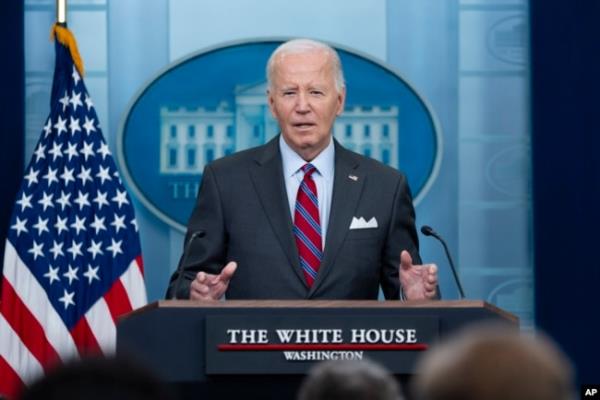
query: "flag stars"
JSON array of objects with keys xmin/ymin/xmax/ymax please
[
  {"xmin": 64, "ymin": 142, "xmax": 78, "ymax": 161},
  {"xmin": 58, "ymin": 289, "xmax": 75, "ymax": 309},
  {"xmin": 84, "ymin": 94, "xmax": 94, "ymax": 111},
  {"xmin": 112, "ymin": 189, "xmax": 129, "ymax": 209},
  {"xmin": 87, "ymin": 240, "xmax": 103, "ymax": 260},
  {"xmin": 32, "ymin": 216, "xmax": 50, "ymax": 236},
  {"xmin": 24, "ymin": 168, "xmax": 39, "ymax": 187},
  {"xmin": 93, "ymin": 190, "xmax": 109, "ymax": 210},
  {"xmin": 54, "ymin": 115, "xmax": 67, "ymax": 136},
  {"xmin": 70, "ymin": 215, "xmax": 87, "ymax": 235},
  {"xmin": 16, "ymin": 193, "xmax": 33, "ymax": 212},
  {"xmin": 72, "ymin": 66, "xmax": 81, "ymax": 86},
  {"xmin": 84, "ymin": 264, "xmax": 100, "ymax": 284},
  {"xmin": 96, "ymin": 165, "xmax": 112, "ymax": 185},
  {"xmin": 48, "ymin": 142, "xmax": 64, "ymax": 161},
  {"xmin": 106, "ymin": 238, "xmax": 123, "ymax": 258},
  {"xmin": 111, "ymin": 213, "xmax": 126, "ymax": 234},
  {"xmin": 69, "ymin": 116, "xmax": 81, "ymax": 135},
  {"xmin": 59, "ymin": 91, "xmax": 70, "ymax": 112},
  {"xmin": 10, "ymin": 217, "xmax": 28, "ymax": 237},
  {"xmin": 28, "ymin": 240, "xmax": 44, "ymax": 260},
  {"xmin": 69, "ymin": 91, "xmax": 83, "ymax": 112},
  {"xmin": 49, "ymin": 240, "xmax": 65, "ymax": 259},
  {"xmin": 97, "ymin": 142, "xmax": 111, "ymax": 159},
  {"xmin": 90, "ymin": 215, "xmax": 106, "ymax": 235},
  {"xmin": 60, "ymin": 167, "xmax": 76, "ymax": 186},
  {"xmin": 38, "ymin": 192, "xmax": 55, "ymax": 212},
  {"xmin": 44, "ymin": 265, "xmax": 60, "ymax": 285},
  {"xmin": 56, "ymin": 190, "xmax": 71, "ymax": 212},
  {"xmin": 77, "ymin": 166, "xmax": 93, "ymax": 186},
  {"xmin": 34, "ymin": 144, "xmax": 46, "ymax": 162},
  {"xmin": 66, "ymin": 240, "xmax": 83, "ymax": 260},
  {"xmin": 63, "ymin": 265, "xmax": 79, "ymax": 285},
  {"xmin": 131, "ymin": 218, "xmax": 138, "ymax": 232},
  {"xmin": 74, "ymin": 190, "xmax": 91, "ymax": 210},
  {"xmin": 82, "ymin": 116, "xmax": 96, "ymax": 135},
  {"xmin": 43, "ymin": 118, "xmax": 53, "ymax": 137},
  {"xmin": 54, "ymin": 215, "xmax": 69, "ymax": 235},
  {"xmin": 80, "ymin": 141, "xmax": 95, "ymax": 161},
  {"xmin": 43, "ymin": 167, "xmax": 59, "ymax": 187}
]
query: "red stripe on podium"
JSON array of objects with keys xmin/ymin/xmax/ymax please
[{"xmin": 217, "ymin": 343, "xmax": 428, "ymax": 351}]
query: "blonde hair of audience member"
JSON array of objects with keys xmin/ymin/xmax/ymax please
[
  {"xmin": 412, "ymin": 324, "xmax": 575, "ymax": 400},
  {"xmin": 298, "ymin": 359, "xmax": 403, "ymax": 400}
]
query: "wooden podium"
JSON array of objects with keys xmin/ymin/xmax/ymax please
[{"xmin": 117, "ymin": 300, "xmax": 516, "ymax": 399}]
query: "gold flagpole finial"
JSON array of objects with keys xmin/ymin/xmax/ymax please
[
  {"xmin": 57, "ymin": 0, "xmax": 67, "ymax": 24},
  {"xmin": 51, "ymin": 0, "xmax": 85, "ymax": 78}
]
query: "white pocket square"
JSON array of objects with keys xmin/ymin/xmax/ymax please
[{"xmin": 349, "ymin": 216, "xmax": 378, "ymax": 230}]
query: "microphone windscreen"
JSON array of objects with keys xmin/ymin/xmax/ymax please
[{"xmin": 420, "ymin": 225, "xmax": 434, "ymax": 236}]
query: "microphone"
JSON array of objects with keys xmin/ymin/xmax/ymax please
[
  {"xmin": 420, "ymin": 225, "xmax": 465, "ymax": 299},
  {"xmin": 170, "ymin": 229, "xmax": 206, "ymax": 299}
]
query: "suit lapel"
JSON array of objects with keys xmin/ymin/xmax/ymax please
[
  {"xmin": 309, "ymin": 143, "xmax": 365, "ymax": 296},
  {"xmin": 248, "ymin": 137, "xmax": 307, "ymax": 288}
]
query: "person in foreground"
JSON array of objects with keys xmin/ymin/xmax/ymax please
[
  {"xmin": 411, "ymin": 323, "xmax": 575, "ymax": 400},
  {"xmin": 19, "ymin": 357, "xmax": 173, "ymax": 400},
  {"xmin": 166, "ymin": 38, "xmax": 439, "ymax": 301},
  {"xmin": 297, "ymin": 359, "xmax": 403, "ymax": 400}
]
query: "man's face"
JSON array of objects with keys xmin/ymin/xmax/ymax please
[{"xmin": 268, "ymin": 50, "xmax": 346, "ymax": 161}]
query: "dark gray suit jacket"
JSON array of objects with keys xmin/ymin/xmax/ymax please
[{"xmin": 166, "ymin": 136, "xmax": 421, "ymax": 300}]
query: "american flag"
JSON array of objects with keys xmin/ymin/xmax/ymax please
[{"xmin": 0, "ymin": 26, "xmax": 146, "ymax": 397}]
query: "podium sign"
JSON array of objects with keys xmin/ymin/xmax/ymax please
[{"xmin": 205, "ymin": 315, "xmax": 439, "ymax": 374}]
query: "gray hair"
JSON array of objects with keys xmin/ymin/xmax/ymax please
[
  {"xmin": 297, "ymin": 359, "xmax": 403, "ymax": 400},
  {"xmin": 266, "ymin": 38, "xmax": 346, "ymax": 93}
]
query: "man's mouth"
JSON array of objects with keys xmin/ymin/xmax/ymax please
[{"xmin": 292, "ymin": 122, "xmax": 316, "ymax": 129}]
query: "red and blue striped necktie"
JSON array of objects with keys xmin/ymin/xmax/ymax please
[{"xmin": 293, "ymin": 163, "xmax": 323, "ymax": 288}]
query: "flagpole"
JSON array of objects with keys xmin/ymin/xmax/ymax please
[{"xmin": 57, "ymin": 0, "xmax": 67, "ymax": 25}]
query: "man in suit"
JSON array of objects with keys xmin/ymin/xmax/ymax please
[{"xmin": 166, "ymin": 38, "xmax": 438, "ymax": 301}]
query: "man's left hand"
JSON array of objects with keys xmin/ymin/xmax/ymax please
[{"xmin": 399, "ymin": 250, "xmax": 438, "ymax": 300}]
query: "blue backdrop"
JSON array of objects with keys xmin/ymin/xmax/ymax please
[{"xmin": 1, "ymin": 0, "xmax": 598, "ymax": 385}]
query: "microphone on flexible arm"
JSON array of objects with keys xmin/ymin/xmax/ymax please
[
  {"xmin": 420, "ymin": 225, "xmax": 465, "ymax": 299},
  {"xmin": 170, "ymin": 229, "xmax": 206, "ymax": 299}
]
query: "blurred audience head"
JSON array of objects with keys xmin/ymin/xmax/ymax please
[
  {"xmin": 19, "ymin": 356, "xmax": 172, "ymax": 400},
  {"xmin": 298, "ymin": 359, "xmax": 403, "ymax": 400},
  {"xmin": 412, "ymin": 323, "xmax": 575, "ymax": 400}
]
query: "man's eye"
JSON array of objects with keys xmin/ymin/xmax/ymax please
[
  {"xmin": 283, "ymin": 91, "xmax": 295, "ymax": 96},
  {"xmin": 311, "ymin": 91, "xmax": 324, "ymax": 96}
]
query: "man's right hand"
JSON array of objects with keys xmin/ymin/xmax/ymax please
[{"xmin": 189, "ymin": 261, "xmax": 237, "ymax": 301}]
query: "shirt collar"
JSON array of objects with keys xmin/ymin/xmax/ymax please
[{"xmin": 279, "ymin": 135, "xmax": 335, "ymax": 180}]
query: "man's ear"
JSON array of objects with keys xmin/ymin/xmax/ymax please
[
  {"xmin": 336, "ymin": 87, "xmax": 346, "ymax": 116},
  {"xmin": 267, "ymin": 89, "xmax": 277, "ymax": 118}
]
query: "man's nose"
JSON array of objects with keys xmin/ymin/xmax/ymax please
[{"xmin": 295, "ymin": 92, "xmax": 310, "ymax": 113}]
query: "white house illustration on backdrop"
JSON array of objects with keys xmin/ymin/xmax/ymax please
[{"xmin": 159, "ymin": 82, "xmax": 399, "ymax": 174}]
